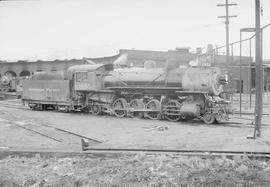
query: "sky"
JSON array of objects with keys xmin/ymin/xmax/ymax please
[{"xmin": 0, "ymin": 0, "xmax": 269, "ymax": 61}]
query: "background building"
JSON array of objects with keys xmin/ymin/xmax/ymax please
[
  {"xmin": 119, "ymin": 48, "xmax": 254, "ymax": 94},
  {"xmin": 262, "ymin": 60, "xmax": 270, "ymax": 92},
  {"xmin": 119, "ymin": 48, "xmax": 196, "ymax": 68},
  {"xmin": 1, "ymin": 47, "xmax": 267, "ymax": 94},
  {"xmin": 0, "ymin": 55, "xmax": 118, "ymax": 78},
  {"xmin": 212, "ymin": 55, "xmax": 253, "ymax": 93}
]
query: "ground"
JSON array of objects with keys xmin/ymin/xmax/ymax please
[
  {"xmin": 0, "ymin": 98, "xmax": 270, "ymax": 186},
  {"xmin": 1, "ymin": 154, "xmax": 270, "ymax": 186},
  {"xmin": 0, "ymin": 100, "xmax": 270, "ymax": 152}
]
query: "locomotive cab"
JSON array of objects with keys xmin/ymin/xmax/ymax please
[{"xmin": 67, "ymin": 64, "xmax": 113, "ymax": 91}]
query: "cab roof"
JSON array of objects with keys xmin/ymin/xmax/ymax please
[{"xmin": 67, "ymin": 64, "xmax": 113, "ymax": 79}]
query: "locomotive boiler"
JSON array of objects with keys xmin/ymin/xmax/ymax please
[
  {"xmin": 103, "ymin": 65, "xmax": 226, "ymax": 95},
  {"xmin": 22, "ymin": 61, "xmax": 230, "ymax": 124}
]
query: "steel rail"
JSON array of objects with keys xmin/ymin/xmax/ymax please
[
  {"xmin": 51, "ymin": 127, "xmax": 103, "ymax": 143},
  {"xmin": 11, "ymin": 123, "xmax": 62, "ymax": 143},
  {"xmin": 0, "ymin": 103, "xmax": 103, "ymax": 143},
  {"xmin": 9, "ymin": 120, "xmax": 102, "ymax": 144},
  {"xmin": 0, "ymin": 101, "xmax": 258, "ymax": 128},
  {"xmin": 81, "ymin": 140, "xmax": 270, "ymax": 159},
  {"xmin": 82, "ymin": 147, "xmax": 270, "ymax": 155},
  {"xmin": 0, "ymin": 103, "xmax": 28, "ymax": 110},
  {"xmin": 1, "ymin": 149, "xmax": 270, "ymax": 161},
  {"xmin": 82, "ymin": 148, "xmax": 270, "ymax": 160}
]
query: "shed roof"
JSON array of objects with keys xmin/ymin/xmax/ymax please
[
  {"xmin": 119, "ymin": 49, "xmax": 196, "ymax": 62},
  {"xmin": 0, "ymin": 53, "xmax": 119, "ymax": 64}
]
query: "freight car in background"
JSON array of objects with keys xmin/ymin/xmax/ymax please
[{"xmin": 22, "ymin": 61, "xmax": 230, "ymax": 124}]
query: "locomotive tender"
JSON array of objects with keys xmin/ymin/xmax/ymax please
[{"xmin": 22, "ymin": 61, "xmax": 230, "ymax": 124}]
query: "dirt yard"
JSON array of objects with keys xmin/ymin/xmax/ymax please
[
  {"xmin": 1, "ymin": 98, "xmax": 270, "ymax": 186},
  {"xmin": 1, "ymin": 154, "xmax": 270, "ymax": 187},
  {"xmin": 0, "ymin": 100, "xmax": 270, "ymax": 152}
]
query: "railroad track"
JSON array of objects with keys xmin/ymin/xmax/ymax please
[
  {"xmin": 80, "ymin": 139, "xmax": 269, "ymax": 156},
  {"xmin": 80, "ymin": 143, "xmax": 270, "ymax": 160},
  {"xmin": 0, "ymin": 107, "xmax": 103, "ymax": 148},
  {"xmin": 9, "ymin": 120, "xmax": 102, "ymax": 144},
  {"xmin": 1, "ymin": 147, "xmax": 270, "ymax": 161},
  {"xmin": 0, "ymin": 101, "xmax": 28, "ymax": 110},
  {"xmin": 0, "ymin": 100, "xmax": 259, "ymax": 129},
  {"xmin": 0, "ymin": 101, "xmax": 269, "ymax": 160},
  {"xmin": 1, "ymin": 99, "xmax": 268, "ymax": 131}
]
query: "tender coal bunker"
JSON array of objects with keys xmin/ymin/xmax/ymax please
[{"xmin": 31, "ymin": 72, "xmax": 64, "ymax": 80}]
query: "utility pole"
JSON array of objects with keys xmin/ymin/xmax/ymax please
[
  {"xmin": 217, "ymin": 0, "xmax": 237, "ymax": 66},
  {"xmin": 254, "ymin": 0, "xmax": 263, "ymax": 138}
]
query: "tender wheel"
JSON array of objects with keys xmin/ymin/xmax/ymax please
[
  {"xmin": 91, "ymin": 105, "xmax": 102, "ymax": 115},
  {"xmin": 203, "ymin": 112, "xmax": 215, "ymax": 124},
  {"xmin": 28, "ymin": 103, "xmax": 35, "ymax": 110},
  {"xmin": 31, "ymin": 104, "xmax": 43, "ymax": 111},
  {"xmin": 112, "ymin": 98, "xmax": 128, "ymax": 118},
  {"xmin": 145, "ymin": 99, "xmax": 161, "ymax": 120},
  {"xmin": 57, "ymin": 105, "xmax": 69, "ymax": 112},
  {"xmin": 128, "ymin": 99, "xmax": 144, "ymax": 118},
  {"xmin": 164, "ymin": 100, "xmax": 181, "ymax": 122}
]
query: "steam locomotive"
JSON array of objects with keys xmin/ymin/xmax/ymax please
[
  {"xmin": 0, "ymin": 75, "xmax": 17, "ymax": 92},
  {"xmin": 22, "ymin": 59, "xmax": 230, "ymax": 124}
]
